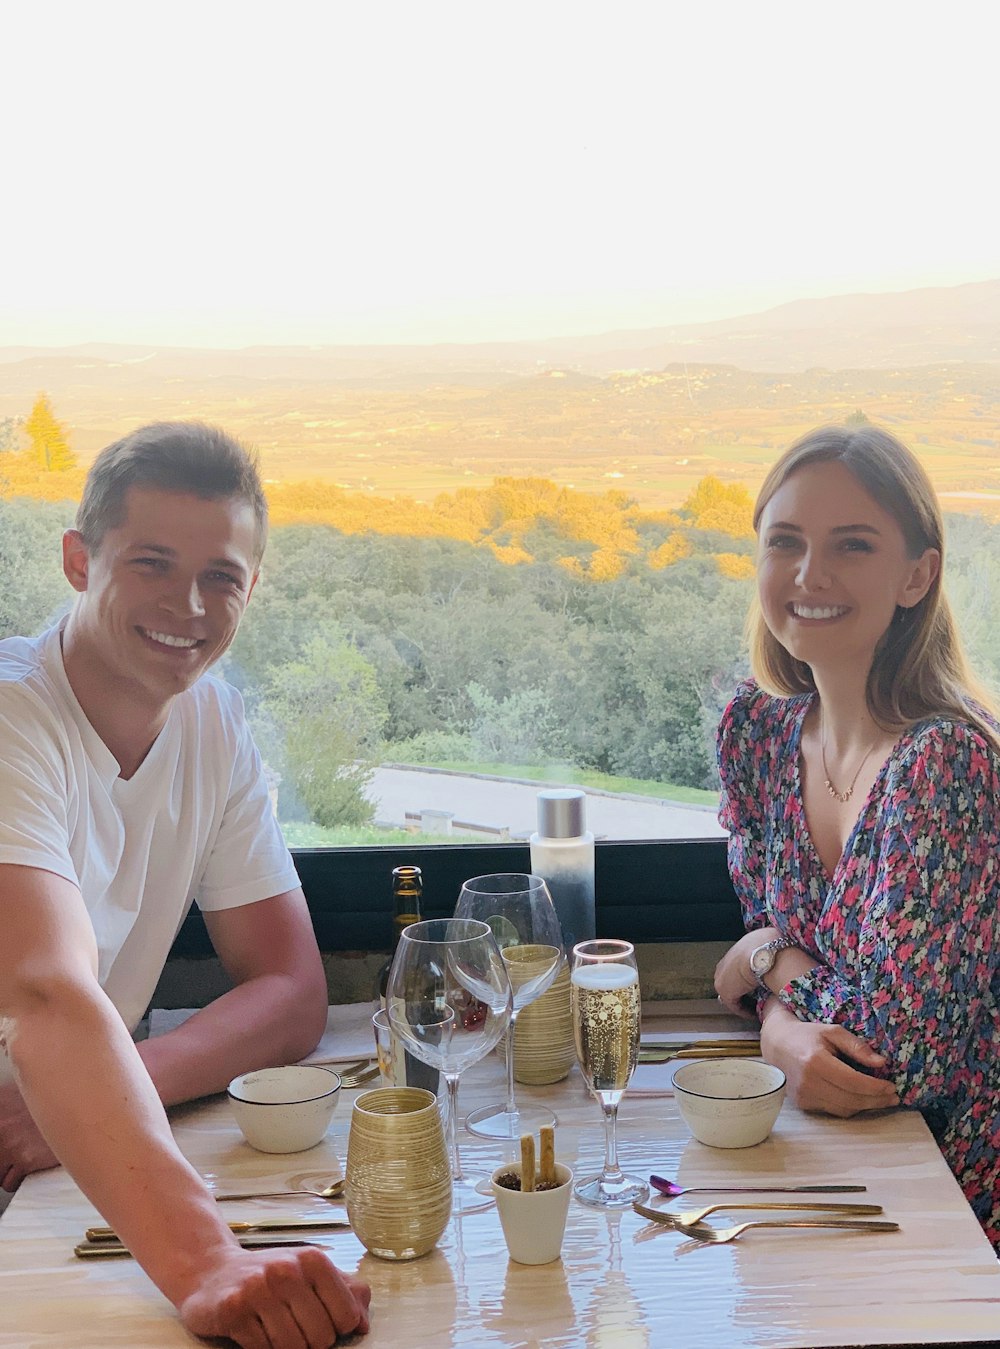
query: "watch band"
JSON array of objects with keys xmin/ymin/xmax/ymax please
[{"xmin": 749, "ymin": 936, "xmax": 796, "ymax": 993}]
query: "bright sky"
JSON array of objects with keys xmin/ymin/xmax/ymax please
[{"xmin": 3, "ymin": 0, "xmax": 998, "ymax": 348}]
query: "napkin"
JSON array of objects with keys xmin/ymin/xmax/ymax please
[
  {"xmin": 149, "ymin": 1002, "xmax": 379, "ymax": 1063},
  {"xmin": 626, "ymin": 1060, "xmax": 678, "ymax": 1099}
]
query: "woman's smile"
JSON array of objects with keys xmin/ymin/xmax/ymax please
[{"xmin": 787, "ymin": 603, "xmax": 851, "ymax": 622}]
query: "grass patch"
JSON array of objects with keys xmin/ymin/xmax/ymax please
[
  {"xmin": 280, "ymin": 821, "xmax": 443, "ymax": 848},
  {"xmin": 391, "ymin": 759, "xmax": 719, "ymax": 807}
]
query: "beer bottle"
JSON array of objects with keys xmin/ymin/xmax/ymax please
[{"xmin": 375, "ymin": 865, "xmax": 423, "ymax": 1008}]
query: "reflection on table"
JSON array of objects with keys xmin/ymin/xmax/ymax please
[{"xmin": 2, "ymin": 1001, "xmax": 999, "ymax": 1349}]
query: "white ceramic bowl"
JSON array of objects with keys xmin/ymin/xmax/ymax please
[
  {"xmin": 672, "ymin": 1059, "xmax": 786, "ymax": 1149},
  {"xmin": 227, "ymin": 1065, "xmax": 341, "ymax": 1153}
]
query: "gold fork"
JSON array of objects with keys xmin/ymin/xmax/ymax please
[
  {"xmin": 683, "ymin": 1217, "xmax": 900, "ymax": 1244},
  {"xmin": 633, "ymin": 1200, "xmax": 884, "ymax": 1229},
  {"xmin": 339, "ymin": 1064, "xmax": 380, "ymax": 1089}
]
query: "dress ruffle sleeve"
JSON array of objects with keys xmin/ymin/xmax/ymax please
[{"xmin": 717, "ymin": 679, "xmax": 775, "ymax": 932}]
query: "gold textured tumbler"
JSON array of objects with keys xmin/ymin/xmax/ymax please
[{"xmin": 345, "ymin": 1087, "xmax": 451, "ymax": 1260}]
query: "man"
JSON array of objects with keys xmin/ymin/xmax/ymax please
[{"xmin": 0, "ymin": 423, "xmax": 370, "ymax": 1346}]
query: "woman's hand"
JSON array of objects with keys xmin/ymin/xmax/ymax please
[
  {"xmin": 760, "ymin": 1000, "xmax": 899, "ymax": 1118},
  {"xmin": 713, "ymin": 927, "xmax": 782, "ymax": 1017}
]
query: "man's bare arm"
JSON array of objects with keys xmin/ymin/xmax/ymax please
[
  {"xmin": 0, "ymin": 864, "xmax": 368, "ymax": 1345},
  {"xmin": 1, "ymin": 887, "xmax": 328, "ymax": 1187},
  {"xmin": 136, "ymin": 887, "xmax": 328, "ymax": 1107}
]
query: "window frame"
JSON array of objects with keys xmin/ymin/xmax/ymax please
[{"xmin": 168, "ymin": 836, "xmax": 743, "ymax": 957}]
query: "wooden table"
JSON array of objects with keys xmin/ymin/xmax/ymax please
[{"xmin": 2, "ymin": 1003, "xmax": 999, "ymax": 1348}]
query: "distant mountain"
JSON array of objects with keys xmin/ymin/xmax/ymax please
[
  {"xmin": 0, "ymin": 280, "xmax": 997, "ymax": 386},
  {"xmin": 539, "ymin": 280, "xmax": 1000, "ymax": 372}
]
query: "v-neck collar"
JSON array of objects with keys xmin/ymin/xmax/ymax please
[
  {"xmin": 45, "ymin": 625, "xmax": 174, "ymax": 789},
  {"xmin": 789, "ymin": 692, "xmax": 896, "ymax": 885}
]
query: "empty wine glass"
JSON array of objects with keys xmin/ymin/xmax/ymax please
[
  {"xmin": 385, "ymin": 917, "xmax": 512, "ymax": 1215},
  {"xmin": 571, "ymin": 938, "xmax": 649, "ymax": 1208},
  {"xmin": 455, "ymin": 872, "xmax": 564, "ymax": 1138}
]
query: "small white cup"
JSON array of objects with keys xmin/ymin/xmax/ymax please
[
  {"xmin": 491, "ymin": 1162, "xmax": 573, "ymax": 1264},
  {"xmin": 227, "ymin": 1065, "xmax": 341, "ymax": 1153}
]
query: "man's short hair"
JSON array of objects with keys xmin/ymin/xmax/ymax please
[{"xmin": 76, "ymin": 421, "xmax": 268, "ymax": 562}]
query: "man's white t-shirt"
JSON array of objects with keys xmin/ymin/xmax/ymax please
[{"xmin": 0, "ymin": 626, "xmax": 300, "ymax": 1082}]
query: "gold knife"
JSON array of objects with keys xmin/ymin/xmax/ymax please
[
  {"xmin": 85, "ymin": 1217, "xmax": 351, "ymax": 1243},
  {"xmin": 640, "ymin": 1038, "xmax": 761, "ymax": 1051},
  {"xmin": 76, "ymin": 1237, "xmax": 322, "ymax": 1259},
  {"xmin": 638, "ymin": 1044, "xmax": 761, "ymax": 1064}
]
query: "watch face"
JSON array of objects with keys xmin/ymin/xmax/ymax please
[{"xmin": 749, "ymin": 946, "xmax": 772, "ymax": 977}]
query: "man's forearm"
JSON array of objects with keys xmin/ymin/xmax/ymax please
[
  {"xmin": 138, "ymin": 970, "xmax": 328, "ymax": 1108},
  {"xmin": 9, "ymin": 981, "xmax": 240, "ymax": 1306}
]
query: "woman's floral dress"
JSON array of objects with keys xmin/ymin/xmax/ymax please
[{"xmin": 718, "ymin": 680, "xmax": 1000, "ymax": 1250}]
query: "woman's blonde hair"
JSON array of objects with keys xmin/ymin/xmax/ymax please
[{"xmin": 747, "ymin": 423, "xmax": 999, "ymax": 746}]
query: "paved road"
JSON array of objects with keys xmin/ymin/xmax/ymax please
[{"xmin": 367, "ymin": 765, "xmax": 725, "ymax": 841}]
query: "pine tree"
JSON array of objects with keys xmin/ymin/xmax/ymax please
[{"xmin": 25, "ymin": 393, "xmax": 75, "ymax": 471}]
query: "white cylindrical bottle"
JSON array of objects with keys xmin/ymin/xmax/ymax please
[{"xmin": 529, "ymin": 788, "xmax": 596, "ymax": 952}]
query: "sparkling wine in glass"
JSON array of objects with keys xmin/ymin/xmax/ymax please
[
  {"xmin": 385, "ymin": 917, "xmax": 512, "ymax": 1215},
  {"xmin": 571, "ymin": 938, "xmax": 649, "ymax": 1208},
  {"xmin": 454, "ymin": 872, "xmax": 564, "ymax": 1139}
]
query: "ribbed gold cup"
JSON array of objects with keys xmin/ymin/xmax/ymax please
[
  {"xmin": 345, "ymin": 1087, "xmax": 451, "ymax": 1260},
  {"xmin": 502, "ymin": 963, "xmax": 575, "ymax": 1085}
]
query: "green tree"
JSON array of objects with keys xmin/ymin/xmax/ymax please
[
  {"xmin": 25, "ymin": 393, "xmax": 76, "ymax": 471},
  {"xmin": 253, "ymin": 630, "xmax": 388, "ymax": 828},
  {"xmin": 0, "ymin": 498, "xmax": 71, "ymax": 638},
  {"xmin": 466, "ymin": 682, "xmax": 569, "ymax": 764}
]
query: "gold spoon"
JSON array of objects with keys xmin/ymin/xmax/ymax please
[{"xmin": 213, "ymin": 1178, "xmax": 345, "ymax": 1202}]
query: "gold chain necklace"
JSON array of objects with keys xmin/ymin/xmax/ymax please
[{"xmin": 820, "ymin": 714, "xmax": 879, "ymax": 804}]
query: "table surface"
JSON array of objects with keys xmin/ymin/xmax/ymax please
[{"xmin": 2, "ymin": 1002, "xmax": 999, "ymax": 1349}]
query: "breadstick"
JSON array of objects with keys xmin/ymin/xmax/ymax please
[
  {"xmin": 520, "ymin": 1132, "xmax": 536, "ymax": 1192},
  {"xmin": 539, "ymin": 1125, "xmax": 556, "ymax": 1185}
]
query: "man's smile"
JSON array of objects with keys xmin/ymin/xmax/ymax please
[{"xmin": 137, "ymin": 627, "xmax": 204, "ymax": 650}]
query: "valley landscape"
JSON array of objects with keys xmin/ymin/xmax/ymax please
[
  {"xmin": 3, "ymin": 280, "xmax": 999, "ymax": 841},
  {"xmin": 1, "ymin": 280, "xmax": 998, "ymax": 514}
]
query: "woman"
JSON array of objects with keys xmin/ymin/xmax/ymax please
[{"xmin": 713, "ymin": 423, "xmax": 1000, "ymax": 1249}]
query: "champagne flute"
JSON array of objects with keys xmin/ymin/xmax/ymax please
[
  {"xmin": 455, "ymin": 872, "xmax": 564, "ymax": 1138},
  {"xmin": 571, "ymin": 938, "xmax": 649, "ymax": 1208},
  {"xmin": 385, "ymin": 917, "xmax": 512, "ymax": 1215}
]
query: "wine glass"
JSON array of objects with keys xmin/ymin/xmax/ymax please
[
  {"xmin": 385, "ymin": 917, "xmax": 513, "ymax": 1215},
  {"xmin": 570, "ymin": 938, "xmax": 649, "ymax": 1208},
  {"xmin": 454, "ymin": 872, "xmax": 564, "ymax": 1139}
]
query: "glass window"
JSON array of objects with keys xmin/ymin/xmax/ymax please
[{"xmin": 3, "ymin": 7, "xmax": 998, "ymax": 891}]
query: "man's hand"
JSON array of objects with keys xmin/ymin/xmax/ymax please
[
  {"xmin": 760, "ymin": 1002, "xmax": 900, "ymax": 1118},
  {"xmin": 713, "ymin": 927, "xmax": 781, "ymax": 1017},
  {"xmin": 0, "ymin": 1080, "xmax": 59, "ymax": 1192},
  {"xmin": 179, "ymin": 1247, "xmax": 371, "ymax": 1349}
]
